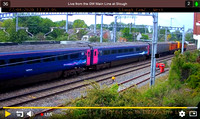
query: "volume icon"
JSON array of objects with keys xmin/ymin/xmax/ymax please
[{"xmin": 27, "ymin": 111, "xmax": 34, "ymax": 117}]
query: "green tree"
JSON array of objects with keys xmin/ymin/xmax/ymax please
[
  {"xmin": 49, "ymin": 29, "xmax": 65, "ymax": 38},
  {"xmin": 55, "ymin": 20, "xmax": 73, "ymax": 29},
  {"xmin": 159, "ymin": 29, "xmax": 170, "ymax": 34},
  {"xmin": 0, "ymin": 31, "xmax": 9, "ymax": 42},
  {"xmin": 18, "ymin": 16, "xmax": 56, "ymax": 38},
  {"xmin": 135, "ymin": 25, "xmax": 148, "ymax": 34},
  {"xmin": 121, "ymin": 28, "xmax": 133, "ymax": 42},
  {"xmin": 1, "ymin": 19, "xmax": 30, "ymax": 43},
  {"xmin": 141, "ymin": 33, "xmax": 149, "ymax": 39},
  {"xmin": 39, "ymin": 18, "xmax": 55, "ymax": 34},
  {"xmin": 169, "ymin": 30, "xmax": 182, "ymax": 41},
  {"xmin": 76, "ymin": 29, "xmax": 88, "ymax": 40},
  {"xmin": 18, "ymin": 16, "xmax": 42, "ymax": 35},
  {"xmin": 73, "ymin": 19, "xmax": 87, "ymax": 28},
  {"xmin": 56, "ymin": 33, "xmax": 69, "ymax": 41},
  {"xmin": 109, "ymin": 22, "xmax": 126, "ymax": 31},
  {"xmin": 185, "ymin": 32, "xmax": 195, "ymax": 43},
  {"xmin": 89, "ymin": 36, "xmax": 99, "ymax": 42},
  {"xmin": 35, "ymin": 32, "xmax": 45, "ymax": 41}
]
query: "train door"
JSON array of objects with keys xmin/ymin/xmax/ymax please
[
  {"xmin": 86, "ymin": 49, "xmax": 91, "ymax": 66},
  {"xmin": 93, "ymin": 49, "xmax": 98, "ymax": 64},
  {"xmin": 147, "ymin": 45, "xmax": 150, "ymax": 55}
]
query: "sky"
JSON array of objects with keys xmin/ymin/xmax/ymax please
[{"xmin": 42, "ymin": 13, "xmax": 194, "ymax": 32}]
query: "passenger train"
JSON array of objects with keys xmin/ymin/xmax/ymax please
[{"xmin": 0, "ymin": 41, "xmax": 187, "ymax": 90}]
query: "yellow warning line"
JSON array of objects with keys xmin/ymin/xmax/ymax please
[{"xmin": 3, "ymin": 107, "xmax": 188, "ymax": 109}]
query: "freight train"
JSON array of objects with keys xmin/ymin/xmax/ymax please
[{"xmin": 0, "ymin": 41, "xmax": 187, "ymax": 91}]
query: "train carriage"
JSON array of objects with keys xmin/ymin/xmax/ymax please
[
  {"xmin": 169, "ymin": 42, "xmax": 178, "ymax": 53},
  {"xmin": 89, "ymin": 42, "xmax": 149, "ymax": 70},
  {"xmin": 0, "ymin": 43, "xmax": 90, "ymax": 90},
  {"xmin": 149, "ymin": 42, "xmax": 170, "ymax": 55},
  {"xmin": 0, "ymin": 41, "xmax": 187, "ymax": 91},
  {"xmin": 0, "ymin": 48, "xmax": 89, "ymax": 80}
]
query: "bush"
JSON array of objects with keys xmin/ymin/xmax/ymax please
[
  {"xmin": 169, "ymin": 50, "xmax": 200, "ymax": 90},
  {"xmin": 56, "ymin": 35, "xmax": 68, "ymax": 41},
  {"xmin": 50, "ymin": 50, "xmax": 200, "ymax": 118},
  {"xmin": 141, "ymin": 34, "xmax": 149, "ymax": 39},
  {"xmin": 89, "ymin": 36, "xmax": 99, "ymax": 42},
  {"xmin": 89, "ymin": 36, "xmax": 108, "ymax": 42},
  {"xmin": 187, "ymin": 74, "xmax": 200, "ymax": 89}
]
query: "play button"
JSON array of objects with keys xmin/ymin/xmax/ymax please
[{"xmin": 5, "ymin": 111, "xmax": 11, "ymax": 118}]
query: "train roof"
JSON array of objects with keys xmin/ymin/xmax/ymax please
[
  {"xmin": 1, "ymin": 41, "xmax": 180, "ymax": 53},
  {"xmin": 0, "ymin": 42, "xmax": 150, "ymax": 53},
  {"xmin": 90, "ymin": 42, "xmax": 148, "ymax": 48},
  {"xmin": 0, "ymin": 43, "xmax": 89, "ymax": 53}
]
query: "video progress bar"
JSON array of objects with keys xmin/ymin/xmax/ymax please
[{"xmin": 3, "ymin": 107, "xmax": 199, "ymax": 109}]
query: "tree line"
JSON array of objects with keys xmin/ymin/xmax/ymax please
[{"xmin": 0, "ymin": 16, "xmax": 195, "ymax": 43}]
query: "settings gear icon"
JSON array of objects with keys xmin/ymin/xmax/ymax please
[{"xmin": 179, "ymin": 110, "xmax": 185, "ymax": 117}]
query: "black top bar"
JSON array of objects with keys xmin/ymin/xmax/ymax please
[{"xmin": 2, "ymin": 7, "xmax": 200, "ymax": 12}]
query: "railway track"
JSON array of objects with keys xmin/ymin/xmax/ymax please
[
  {"xmin": 0, "ymin": 54, "xmax": 173, "ymax": 109},
  {"xmin": 3, "ymin": 47, "xmax": 198, "ymax": 118},
  {"xmin": 1, "ymin": 48, "xmax": 197, "ymax": 110},
  {"xmin": 26, "ymin": 66, "xmax": 170, "ymax": 119},
  {"xmin": 3, "ymin": 48, "xmax": 197, "ymax": 118}
]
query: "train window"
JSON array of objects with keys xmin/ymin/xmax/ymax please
[
  {"xmin": 118, "ymin": 49, "xmax": 123, "ymax": 53},
  {"xmin": 9, "ymin": 58, "xmax": 24, "ymax": 66},
  {"xmin": 142, "ymin": 47, "xmax": 146, "ymax": 51},
  {"xmin": 103, "ymin": 50, "xmax": 110, "ymax": 55},
  {"xmin": 0, "ymin": 60, "xmax": 6, "ymax": 68},
  {"xmin": 129, "ymin": 48, "xmax": 133, "ymax": 52},
  {"xmin": 0, "ymin": 60, "xmax": 5, "ymax": 65},
  {"xmin": 58, "ymin": 55, "xmax": 68, "ymax": 60},
  {"xmin": 81, "ymin": 52, "xmax": 84, "ymax": 55},
  {"xmin": 124, "ymin": 49, "xmax": 128, "ymax": 53},
  {"xmin": 99, "ymin": 50, "xmax": 103, "ymax": 56},
  {"xmin": 136, "ymin": 48, "xmax": 140, "ymax": 52},
  {"xmin": 111, "ymin": 50, "xmax": 117, "ymax": 54},
  {"xmin": 27, "ymin": 57, "xmax": 41, "ymax": 64},
  {"xmin": 94, "ymin": 51, "xmax": 97, "ymax": 56},
  {"xmin": 70, "ymin": 53, "xmax": 79, "ymax": 59},
  {"xmin": 43, "ymin": 55, "xmax": 55, "ymax": 62}
]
